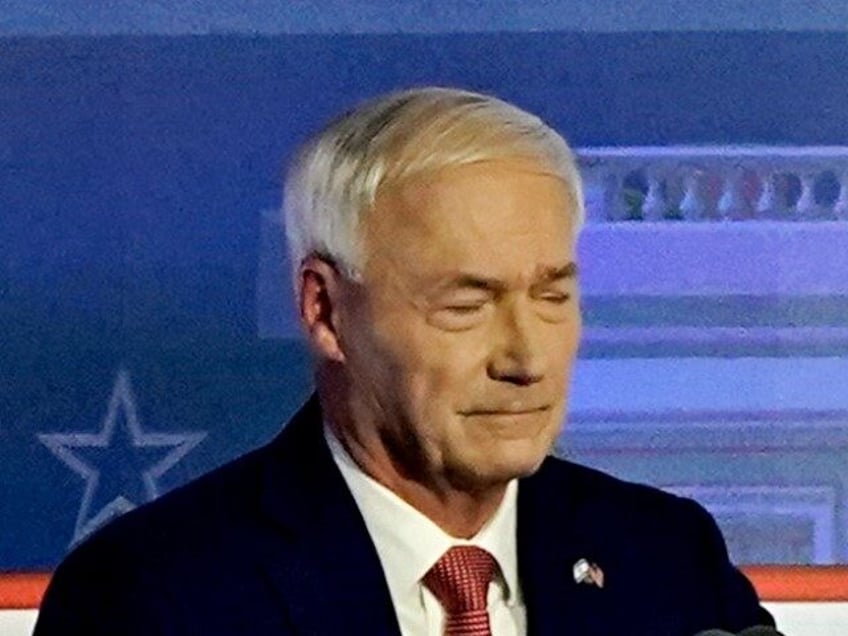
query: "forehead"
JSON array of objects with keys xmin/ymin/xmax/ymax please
[{"xmin": 362, "ymin": 160, "xmax": 577, "ymax": 286}]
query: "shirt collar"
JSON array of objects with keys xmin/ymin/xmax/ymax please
[{"xmin": 324, "ymin": 424, "xmax": 521, "ymax": 605}]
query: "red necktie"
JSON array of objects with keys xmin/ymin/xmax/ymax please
[{"xmin": 423, "ymin": 546, "xmax": 498, "ymax": 636}]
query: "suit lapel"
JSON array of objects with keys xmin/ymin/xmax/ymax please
[
  {"xmin": 518, "ymin": 459, "xmax": 613, "ymax": 636},
  {"xmin": 253, "ymin": 399, "xmax": 618, "ymax": 636},
  {"xmin": 256, "ymin": 396, "xmax": 402, "ymax": 636}
]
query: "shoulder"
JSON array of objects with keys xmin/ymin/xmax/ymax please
[
  {"xmin": 522, "ymin": 456, "xmax": 770, "ymax": 631},
  {"xmin": 89, "ymin": 442, "xmax": 270, "ymax": 552},
  {"xmin": 531, "ymin": 454, "xmax": 709, "ymax": 523},
  {"xmin": 36, "ymin": 402, "xmax": 331, "ymax": 634},
  {"xmin": 36, "ymin": 444, "xmax": 273, "ymax": 633},
  {"xmin": 524, "ymin": 455, "xmax": 730, "ymax": 569}
]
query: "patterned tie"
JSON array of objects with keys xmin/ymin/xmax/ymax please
[{"xmin": 423, "ymin": 546, "xmax": 498, "ymax": 636}]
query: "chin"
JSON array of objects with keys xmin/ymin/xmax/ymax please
[
  {"xmin": 456, "ymin": 444, "xmax": 550, "ymax": 489},
  {"xmin": 495, "ymin": 450, "xmax": 549, "ymax": 480}
]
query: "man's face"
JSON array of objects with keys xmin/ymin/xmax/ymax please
[{"xmin": 335, "ymin": 159, "xmax": 581, "ymax": 492}]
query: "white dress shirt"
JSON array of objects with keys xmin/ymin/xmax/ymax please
[{"xmin": 325, "ymin": 426, "xmax": 526, "ymax": 636}]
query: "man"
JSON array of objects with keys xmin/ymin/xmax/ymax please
[{"xmin": 35, "ymin": 87, "xmax": 774, "ymax": 635}]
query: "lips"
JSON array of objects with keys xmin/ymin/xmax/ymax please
[{"xmin": 461, "ymin": 405, "xmax": 550, "ymax": 416}]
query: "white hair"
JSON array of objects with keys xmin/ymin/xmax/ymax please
[{"xmin": 283, "ymin": 86, "xmax": 583, "ymax": 288}]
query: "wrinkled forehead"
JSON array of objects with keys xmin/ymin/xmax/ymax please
[
  {"xmin": 360, "ymin": 160, "xmax": 578, "ymax": 287},
  {"xmin": 369, "ymin": 157, "xmax": 574, "ymax": 222}
]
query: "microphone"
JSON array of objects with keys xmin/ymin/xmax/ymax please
[
  {"xmin": 738, "ymin": 628, "xmax": 785, "ymax": 636},
  {"xmin": 694, "ymin": 627, "xmax": 784, "ymax": 636}
]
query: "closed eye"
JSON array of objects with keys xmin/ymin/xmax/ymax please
[
  {"xmin": 446, "ymin": 304, "xmax": 487, "ymax": 314},
  {"xmin": 539, "ymin": 293, "xmax": 570, "ymax": 303}
]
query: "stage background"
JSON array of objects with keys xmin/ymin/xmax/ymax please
[{"xmin": 2, "ymin": 2, "xmax": 848, "ymax": 599}]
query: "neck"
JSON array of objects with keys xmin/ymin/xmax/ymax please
[
  {"xmin": 319, "ymin": 385, "xmax": 507, "ymax": 538},
  {"xmin": 358, "ymin": 445, "xmax": 508, "ymax": 539},
  {"xmin": 341, "ymin": 429, "xmax": 508, "ymax": 538}
]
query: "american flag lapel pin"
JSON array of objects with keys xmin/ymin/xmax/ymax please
[{"xmin": 572, "ymin": 558, "xmax": 604, "ymax": 589}]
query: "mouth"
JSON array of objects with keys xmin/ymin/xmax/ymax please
[{"xmin": 460, "ymin": 405, "xmax": 550, "ymax": 416}]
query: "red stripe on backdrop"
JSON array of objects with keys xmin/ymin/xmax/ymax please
[
  {"xmin": 0, "ymin": 573, "xmax": 51, "ymax": 609},
  {"xmin": 744, "ymin": 566, "xmax": 848, "ymax": 602},
  {"xmin": 2, "ymin": 567, "xmax": 848, "ymax": 609}
]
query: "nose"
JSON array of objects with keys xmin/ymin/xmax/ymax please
[{"xmin": 486, "ymin": 297, "xmax": 545, "ymax": 386}]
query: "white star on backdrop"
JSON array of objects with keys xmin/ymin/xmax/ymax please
[{"xmin": 38, "ymin": 368, "xmax": 206, "ymax": 546}]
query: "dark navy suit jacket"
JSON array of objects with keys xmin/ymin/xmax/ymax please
[{"xmin": 35, "ymin": 396, "xmax": 772, "ymax": 635}]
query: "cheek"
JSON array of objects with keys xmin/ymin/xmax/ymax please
[
  {"xmin": 404, "ymin": 355, "xmax": 466, "ymax": 407},
  {"xmin": 402, "ymin": 333, "xmax": 488, "ymax": 411},
  {"xmin": 550, "ymin": 314, "xmax": 582, "ymax": 359},
  {"xmin": 344, "ymin": 318, "xmax": 415, "ymax": 413}
]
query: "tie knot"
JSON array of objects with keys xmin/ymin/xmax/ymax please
[{"xmin": 423, "ymin": 546, "xmax": 498, "ymax": 613}]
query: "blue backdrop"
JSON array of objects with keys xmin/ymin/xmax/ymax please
[{"xmin": 2, "ymin": 26, "xmax": 848, "ymax": 569}]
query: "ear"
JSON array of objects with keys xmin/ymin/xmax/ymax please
[{"xmin": 298, "ymin": 255, "xmax": 347, "ymax": 363}]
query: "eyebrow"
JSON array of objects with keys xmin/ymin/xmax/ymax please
[
  {"xmin": 536, "ymin": 262, "xmax": 579, "ymax": 284},
  {"xmin": 435, "ymin": 262, "xmax": 579, "ymax": 294}
]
